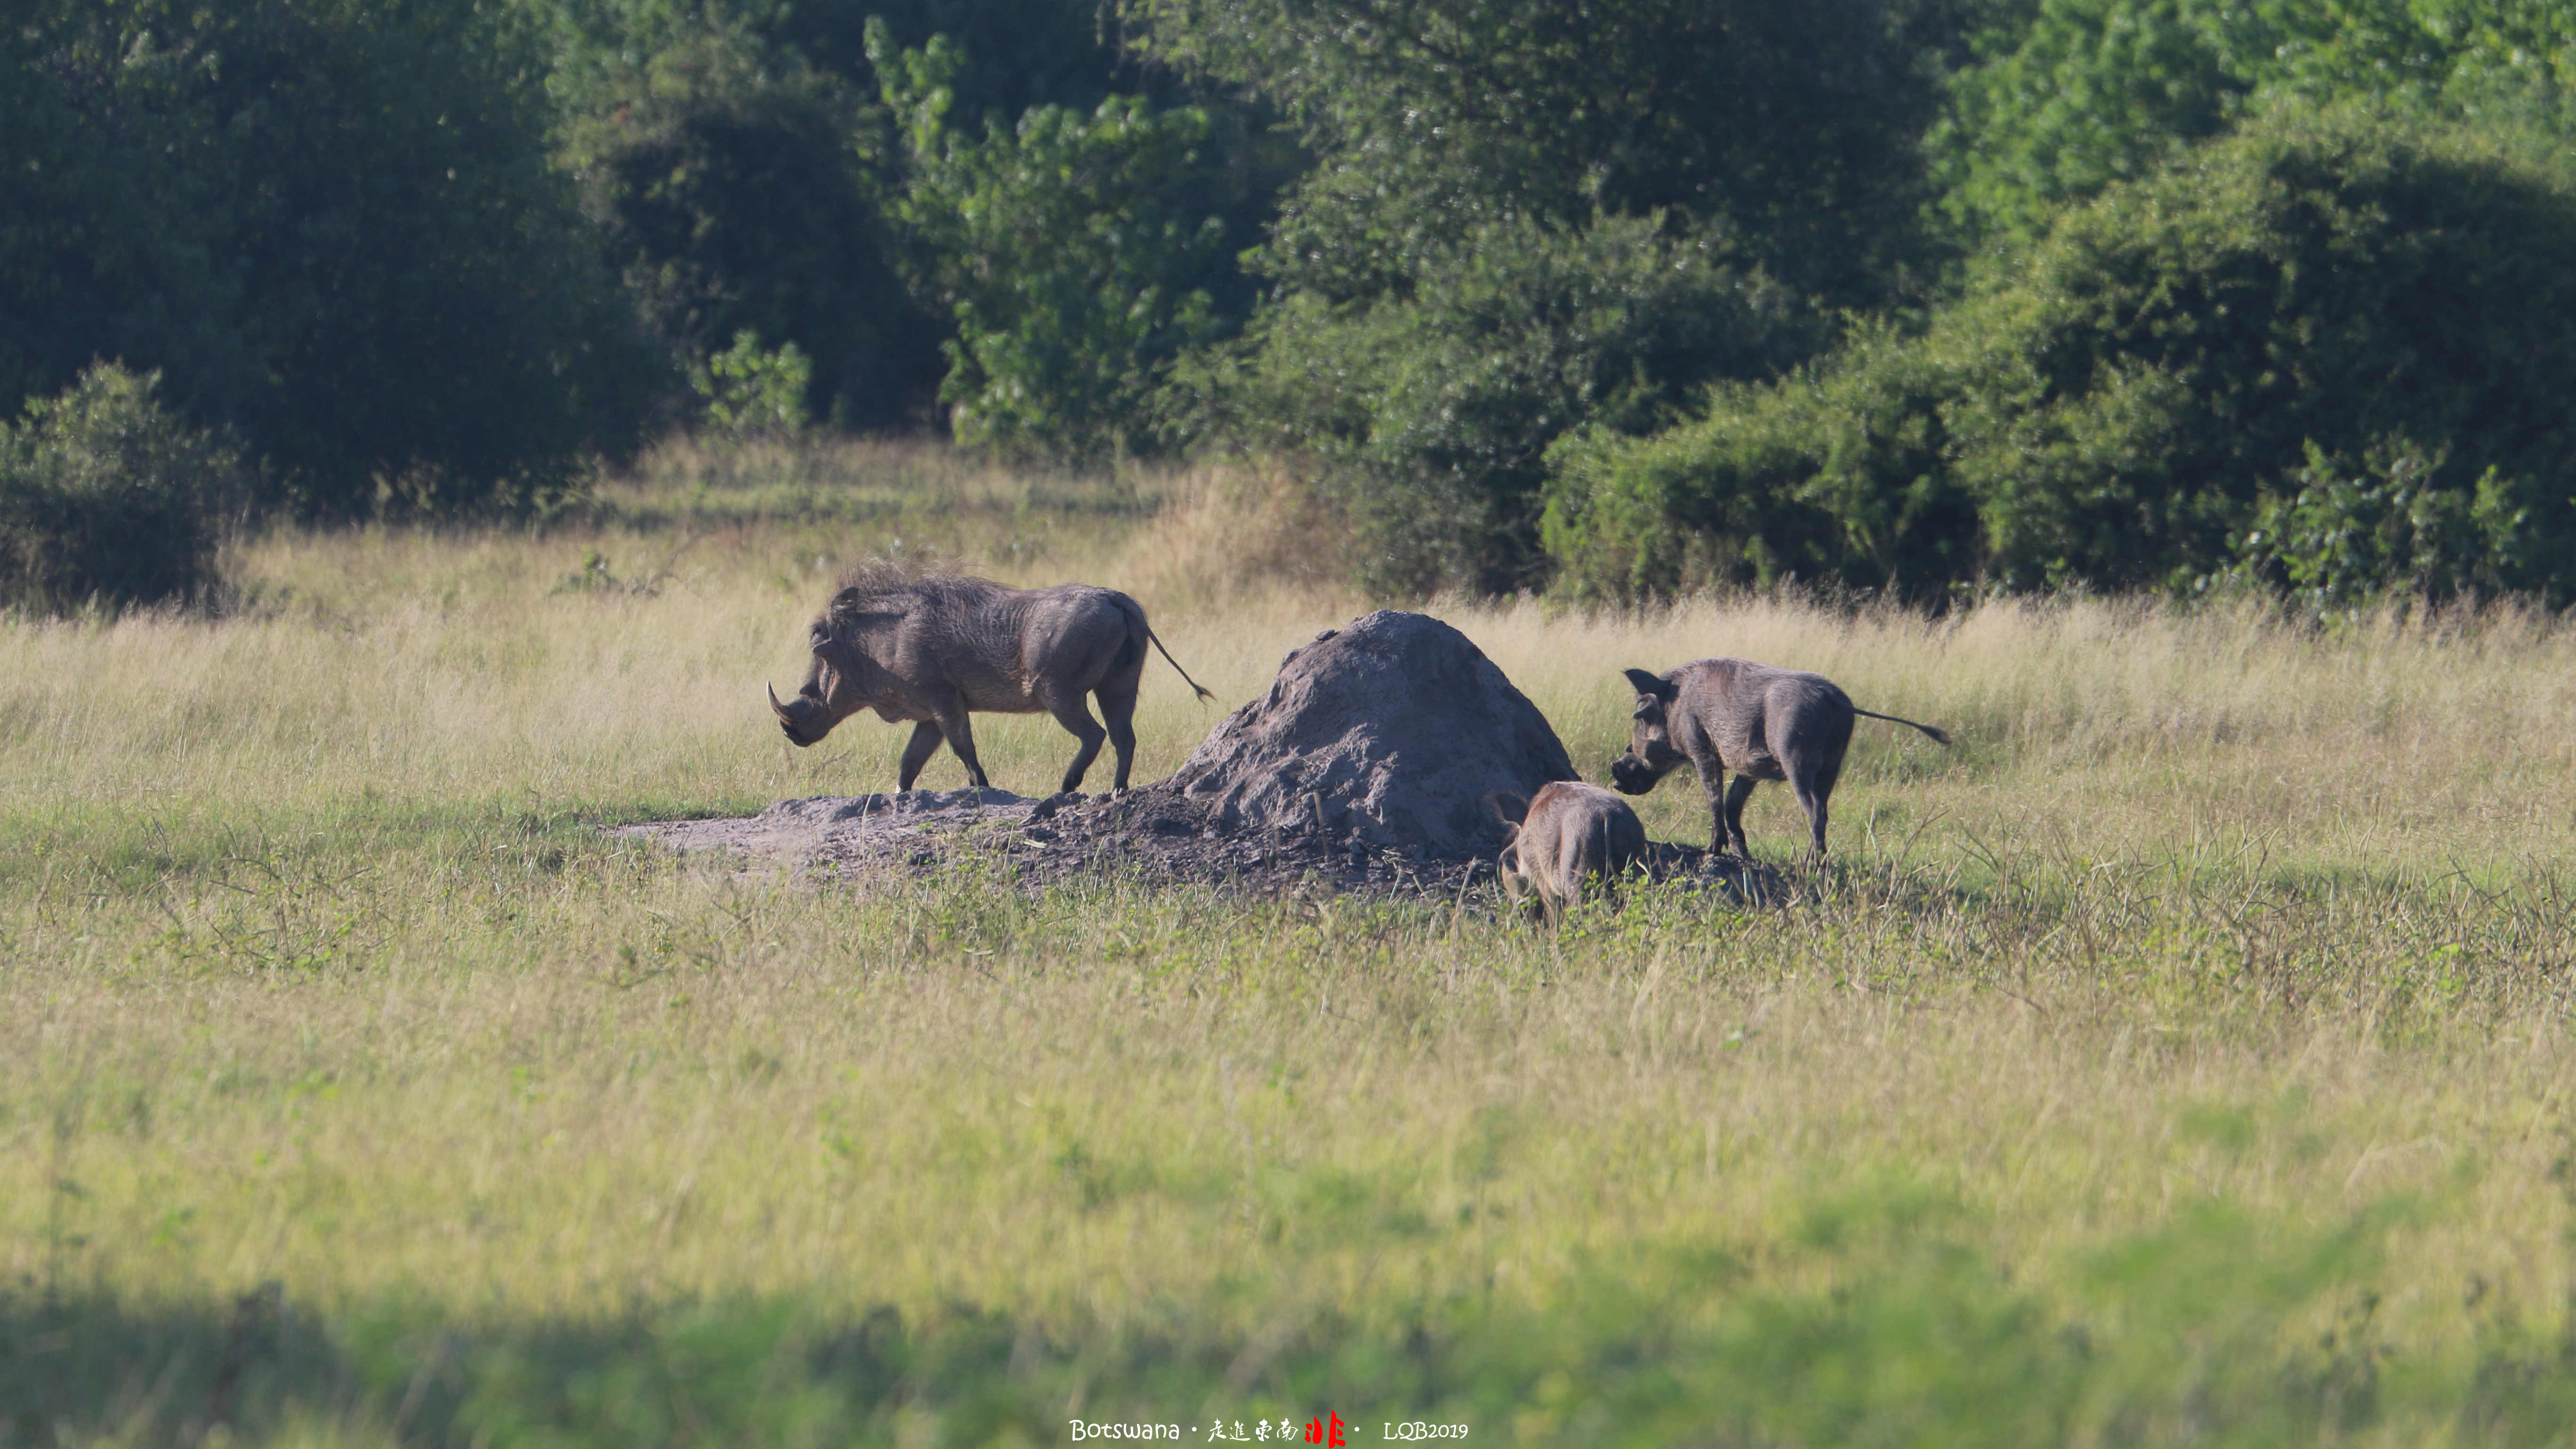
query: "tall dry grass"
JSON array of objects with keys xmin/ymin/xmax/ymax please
[{"xmin": 6, "ymin": 439, "xmax": 2576, "ymax": 1441}]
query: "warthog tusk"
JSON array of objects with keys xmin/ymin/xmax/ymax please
[{"xmin": 767, "ymin": 684, "xmax": 793, "ymax": 720}]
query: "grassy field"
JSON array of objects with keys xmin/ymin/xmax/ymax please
[{"xmin": 8, "ymin": 440, "xmax": 2576, "ymax": 1445}]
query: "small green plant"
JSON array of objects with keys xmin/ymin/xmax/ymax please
[
  {"xmin": 0, "ymin": 363, "xmax": 244, "ymax": 615},
  {"xmin": 693, "ymin": 330, "xmax": 813, "ymax": 441},
  {"xmin": 554, "ymin": 549, "xmax": 626, "ymax": 595}
]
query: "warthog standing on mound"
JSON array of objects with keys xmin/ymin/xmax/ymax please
[
  {"xmin": 768, "ymin": 570, "xmax": 1211, "ymax": 794},
  {"xmin": 1487, "ymin": 782, "xmax": 1648, "ymax": 920},
  {"xmin": 1610, "ymin": 659, "xmax": 1950, "ymax": 857}
]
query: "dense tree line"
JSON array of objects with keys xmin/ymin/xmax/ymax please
[
  {"xmin": 1547, "ymin": 110, "xmax": 2576, "ymax": 604},
  {"xmin": 5, "ymin": 0, "xmax": 2575, "ymax": 607}
]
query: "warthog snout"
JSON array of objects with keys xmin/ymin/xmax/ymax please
[
  {"xmin": 1609, "ymin": 675, "xmax": 1688, "ymax": 796},
  {"xmin": 1607, "ymin": 752, "xmax": 1660, "ymax": 795},
  {"xmin": 768, "ymin": 684, "xmax": 819, "ymax": 748}
]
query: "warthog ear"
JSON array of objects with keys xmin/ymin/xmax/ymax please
[
  {"xmin": 1484, "ymin": 790, "xmax": 1529, "ymax": 826},
  {"xmin": 1622, "ymin": 668, "xmax": 1676, "ymax": 702}
]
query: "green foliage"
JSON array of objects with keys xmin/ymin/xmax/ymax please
[
  {"xmin": 529, "ymin": 0, "xmax": 1278, "ymax": 444},
  {"xmin": 1122, "ymin": 0, "xmax": 1965, "ymax": 592},
  {"xmin": 1544, "ymin": 320, "xmax": 1974, "ymax": 599},
  {"xmin": 693, "ymin": 331, "xmax": 814, "ymax": 441},
  {"xmin": 0, "ymin": 0, "xmax": 650, "ymax": 517},
  {"xmin": 789, "ymin": 0, "xmax": 1169, "ymax": 126},
  {"xmin": 1546, "ymin": 108, "xmax": 2576, "ymax": 605},
  {"xmin": 1936, "ymin": 0, "xmax": 2576, "ymax": 243},
  {"xmin": 2229, "ymin": 440, "xmax": 2531, "ymax": 612},
  {"xmin": 1212, "ymin": 215, "xmax": 1802, "ymax": 595},
  {"xmin": 873, "ymin": 21, "xmax": 1232, "ymax": 465},
  {"xmin": 545, "ymin": 12, "xmax": 936, "ymax": 430},
  {"xmin": 1124, "ymin": 0, "xmax": 1970, "ymax": 310},
  {"xmin": 0, "ymin": 364, "xmax": 243, "ymax": 615}
]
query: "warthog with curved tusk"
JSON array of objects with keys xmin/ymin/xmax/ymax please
[
  {"xmin": 768, "ymin": 568, "xmax": 1212, "ymax": 794},
  {"xmin": 1609, "ymin": 658, "xmax": 1951, "ymax": 858},
  {"xmin": 1486, "ymin": 781, "xmax": 1647, "ymax": 921}
]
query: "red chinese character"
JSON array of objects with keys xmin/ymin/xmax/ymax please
[
  {"xmin": 1303, "ymin": 1415, "xmax": 1345, "ymax": 1446},
  {"xmin": 1329, "ymin": 1413, "xmax": 1347, "ymax": 1447}
]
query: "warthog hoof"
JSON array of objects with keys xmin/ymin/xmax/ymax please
[{"xmin": 1021, "ymin": 791, "xmax": 1085, "ymax": 826}]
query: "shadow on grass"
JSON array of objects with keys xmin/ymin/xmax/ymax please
[{"xmin": 12, "ymin": 1193, "xmax": 2576, "ymax": 1447}]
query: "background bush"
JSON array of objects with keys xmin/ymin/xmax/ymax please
[
  {"xmin": 10, "ymin": 0, "xmax": 2576, "ymax": 603},
  {"xmin": 1125, "ymin": 0, "xmax": 1964, "ymax": 592},
  {"xmin": 545, "ymin": 13, "xmax": 934, "ymax": 433},
  {"xmin": 873, "ymin": 22, "xmax": 1235, "ymax": 465},
  {"xmin": 1203, "ymin": 216, "xmax": 1803, "ymax": 595},
  {"xmin": 1124, "ymin": 0, "xmax": 1967, "ymax": 311},
  {"xmin": 1544, "ymin": 108, "xmax": 2576, "ymax": 606},
  {"xmin": 533, "ymin": 0, "xmax": 1278, "ymax": 444},
  {"xmin": 0, "ymin": 0, "xmax": 649, "ymax": 518},
  {"xmin": 1932, "ymin": 0, "xmax": 2576, "ymax": 246},
  {"xmin": 0, "ymin": 365, "xmax": 244, "ymax": 615}
]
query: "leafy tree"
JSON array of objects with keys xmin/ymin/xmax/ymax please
[
  {"xmin": 778, "ymin": 0, "xmax": 1162, "ymax": 125},
  {"xmin": 1200, "ymin": 215, "xmax": 1801, "ymax": 595},
  {"xmin": 1546, "ymin": 108, "xmax": 2576, "ymax": 606},
  {"xmin": 545, "ymin": 16, "xmax": 937, "ymax": 429},
  {"xmin": 1121, "ymin": 0, "xmax": 1970, "ymax": 591},
  {"xmin": 526, "ymin": 0, "xmax": 1279, "ymax": 446},
  {"xmin": 695, "ymin": 331, "xmax": 814, "ymax": 440},
  {"xmin": 0, "ymin": 0, "xmax": 650, "ymax": 516},
  {"xmin": 1935, "ymin": 0, "xmax": 2576, "ymax": 243},
  {"xmin": 871, "ymin": 21, "xmax": 1232, "ymax": 463},
  {"xmin": 1125, "ymin": 0, "xmax": 1971, "ymax": 309}
]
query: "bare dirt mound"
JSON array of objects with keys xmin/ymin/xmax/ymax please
[
  {"xmin": 622, "ymin": 610, "xmax": 1758, "ymax": 898},
  {"xmin": 1163, "ymin": 609, "xmax": 1578, "ymax": 859}
]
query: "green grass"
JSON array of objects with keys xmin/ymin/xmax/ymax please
[{"xmin": 8, "ymin": 440, "xmax": 2576, "ymax": 1444}]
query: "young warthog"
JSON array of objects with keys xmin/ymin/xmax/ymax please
[
  {"xmin": 1609, "ymin": 659, "xmax": 1950, "ymax": 857},
  {"xmin": 768, "ymin": 570, "xmax": 1211, "ymax": 794},
  {"xmin": 1487, "ymin": 782, "xmax": 1648, "ymax": 920}
]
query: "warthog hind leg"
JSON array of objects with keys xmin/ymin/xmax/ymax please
[
  {"xmin": 1791, "ymin": 756, "xmax": 1842, "ymax": 856},
  {"xmin": 1097, "ymin": 679, "xmax": 1140, "ymax": 791},
  {"xmin": 1042, "ymin": 686, "xmax": 1109, "ymax": 794}
]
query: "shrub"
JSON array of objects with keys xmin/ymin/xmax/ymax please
[
  {"xmin": 1545, "ymin": 108, "xmax": 2576, "ymax": 605},
  {"xmin": 0, "ymin": 365, "xmax": 244, "ymax": 615},
  {"xmin": 693, "ymin": 332, "xmax": 814, "ymax": 441},
  {"xmin": 550, "ymin": 20, "xmax": 934, "ymax": 432},
  {"xmin": 1214, "ymin": 214, "xmax": 1802, "ymax": 596},
  {"xmin": 1933, "ymin": 0, "xmax": 2576, "ymax": 247},
  {"xmin": 1124, "ymin": 0, "xmax": 1963, "ymax": 312},
  {"xmin": 873, "ymin": 22, "xmax": 1232, "ymax": 466},
  {"xmin": 2227, "ymin": 439, "xmax": 2530, "ymax": 613},
  {"xmin": 0, "ymin": 0, "xmax": 649, "ymax": 517}
]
